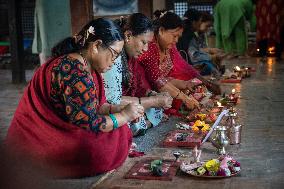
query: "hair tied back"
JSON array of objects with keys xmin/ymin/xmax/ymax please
[{"xmin": 159, "ymin": 11, "xmax": 167, "ymax": 18}]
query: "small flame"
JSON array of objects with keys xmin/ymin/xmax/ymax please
[
  {"xmin": 257, "ymin": 48, "xmax": 260, "ymax": 52},
  {"xmin": 232, "ymin": 89, "xmax": 236, "ymax": 94},
  {"xmin": 235, "ymin": 66, "xmax": 241, "ymax": 71},
  {"xmin": 268, "ymin": 46, "xmax": 275, "ymax": 54},
  {"xmin": 245, "ymin": 67, "xmax": 248, "ymax": 70},
  {"xmin": 217, "ymin": 101, "xmax": 222, "ymax": 107}
]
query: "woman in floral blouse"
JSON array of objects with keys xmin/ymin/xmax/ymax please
[{"xmin": 6, "ymin": 18, "xmax": 144, "ymax": 178}]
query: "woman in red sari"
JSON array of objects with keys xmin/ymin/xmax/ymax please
[
  {"xmin": 138, "ymin": 11, "xmax": 220, "ymax": 111},
  {"xmin": 5, "ymin": 18, "xmax": 144, "ymax": 178}
]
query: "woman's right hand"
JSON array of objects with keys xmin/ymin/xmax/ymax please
[{"xmin": 121, "ymin": 103, "xmax": 144, "ymax": 122}]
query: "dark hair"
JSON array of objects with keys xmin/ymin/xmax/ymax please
[
  {"xmin": 200, "ymin": 11, "xmax": 214, "ymax": 23},
  {"xmin": 115, "ymin": 13, "xmax": 153, "ymax": 36},
  {"xmin": 153, "ymin": 9, "xmax": 167, "ymax": 19},
  {"xmin": 183, "ymin": 8, "xmax": 202, "ymax": 22},
  {"xmin": 153, "ymin": 10, "xmax": 183, "ymax": 33},
  {"xmin": 176, "ymin": 9, "xmax": 202, "ymax": 61},
  {"xmin": 52, "ymin": 18, "xmax": 124, "ymax": 57},
  {"xmin": 115, "ymin": 13, "xmax": 153, "ymax": 88}
]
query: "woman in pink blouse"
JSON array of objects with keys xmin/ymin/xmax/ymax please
[{"xmin": 138, "ymin": 11, "xmax": 220, "ymax": 111}]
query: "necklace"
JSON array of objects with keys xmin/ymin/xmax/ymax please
[{"xmin": 79, "ymin": 52, "xmax": 92, "ymax": 71}]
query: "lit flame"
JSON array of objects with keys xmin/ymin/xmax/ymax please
[
  {"xmin": 245, "ymin": 67, "xmax": 248, "ymax": 70},
  {"xmin": 232, "ymin": 89, "xmax": 236, "ymax": 94},
  {"xmin": 268, "ymin": 46, "xmax": 275, "ymax": 54},
  {"xmin": 257, "ymin": 48, "xmax": 260, "ymax": 52},
  {"xmin": 217, "ymin": 101, "xmax": 222, "ymax": 107},
  {"xmin": 235, "ymin": 66, "xmax": 241, "ymax": 71}
]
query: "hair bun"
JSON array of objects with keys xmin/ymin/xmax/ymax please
[{"xmin": 153, "ymin": 9, "xmax": 167, "ymax": 19}]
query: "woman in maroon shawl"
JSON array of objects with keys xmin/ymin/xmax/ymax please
[
  {"xmin": 137, "ymin": 11, "xmax": 220, "ymax": 111},
  {"xmin": 5, "ymin": 18, "xmax": 144, "ymax": 178}
]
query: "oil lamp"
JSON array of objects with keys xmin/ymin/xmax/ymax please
[
  {"xmin": 244, "ymin": 67, "xmax": 250, "ymax": 77},
  {"xmin": 234, "ymin": 66, "xmax": 242, "ymax": 78},
  {"xmin": 228, "ymin": 89, "xmax": 238, "ymax": 105},
  {"xmin": 216, "ymin": 101, "xmax": 224, "ymax": 112},
  {"xmin": 268, "ymin": 46, "xmax": 275, "ymax": 56},
  {"xmin": 173, "ymin": 151, "xmax": 182, "ymax": 162}
]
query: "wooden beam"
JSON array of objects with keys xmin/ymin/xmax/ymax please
[
  {"xmin": 70, "ymin": 0, "xmax": 93, "ymax": 35},
  {"xmin": 8, "ymin": 0, "xmax": 25, "ymax": 84}
]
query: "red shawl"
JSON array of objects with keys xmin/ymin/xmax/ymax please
[
  {"xmin": 5, "ymin": 57, "xmax": 132, "ymax": 178},
  {"xmin": 122, "ymin": 57, "xmax": 151, "ymax": 97},
  {"xmin": 137, "ymin": 40, "xmax": 200, "ymax": 90}
]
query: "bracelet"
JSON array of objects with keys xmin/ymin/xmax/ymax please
[
  {"xmin": 174, "ymin": 90, "xmax": 181, "ymax": 99},
  {"xmin": 109, "ymin": 114, "xmax": 118, "ymax": 130}
]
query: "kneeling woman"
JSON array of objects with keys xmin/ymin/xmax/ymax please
[
  {"xmin": 103, "ymin": 13, "xmax": 172, "ymax": 136},
  {"xmin": 5, "ymin": 18, "xmax": 144, "ymax": 178}
]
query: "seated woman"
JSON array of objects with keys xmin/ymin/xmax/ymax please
[
  {"xmin": 177, "ymin": 9, "xmax": 221, "ymax": 77},
  {"xmin": 5, "ymin": 18, "xmax": 144, "ymax": 178},
  {"xmin": 137, "ymin": 11, "xmax": 220, "ymax": 112},
  {"xmin": 195, "ymin": 11, "xmax": 226, "ymax": 74},
  {"xmin": 103, "ymin": 13, "xmax": 172, "ymax": 136},
  {"xmin": 197, "ymin": 12, "xmax": 226, "ymax": 58}
]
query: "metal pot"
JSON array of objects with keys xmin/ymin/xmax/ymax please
[{"xmin": 228, "ymin": 124, "xmax": 242, "ymax": 144}]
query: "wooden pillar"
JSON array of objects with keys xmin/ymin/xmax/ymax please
[
  {"xmin": 8, "ymin": 0, "xmax": 25, "ymax": 84},
  {"xmin": 138, "ymin": 0, "xmax": 153, "ymax": 19},
  {"xmin": 70, "ymin": 0, "xmax": 93, "ymax": 35},
  {"xmin": 153, "ymin": 0, "xmax": 166, "ymax": 12}
]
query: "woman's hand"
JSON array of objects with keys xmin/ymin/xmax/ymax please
[
  {"xmin": 155, "ymin": 95, "xmax": 173, "ymax": 109},
  {"xmin": 121, "ymin": 103, "xmax": 144, "ymax": 122},
  {"xmin": 183, "ymin": 94, "xmax": 200, "ymax": 110}
]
